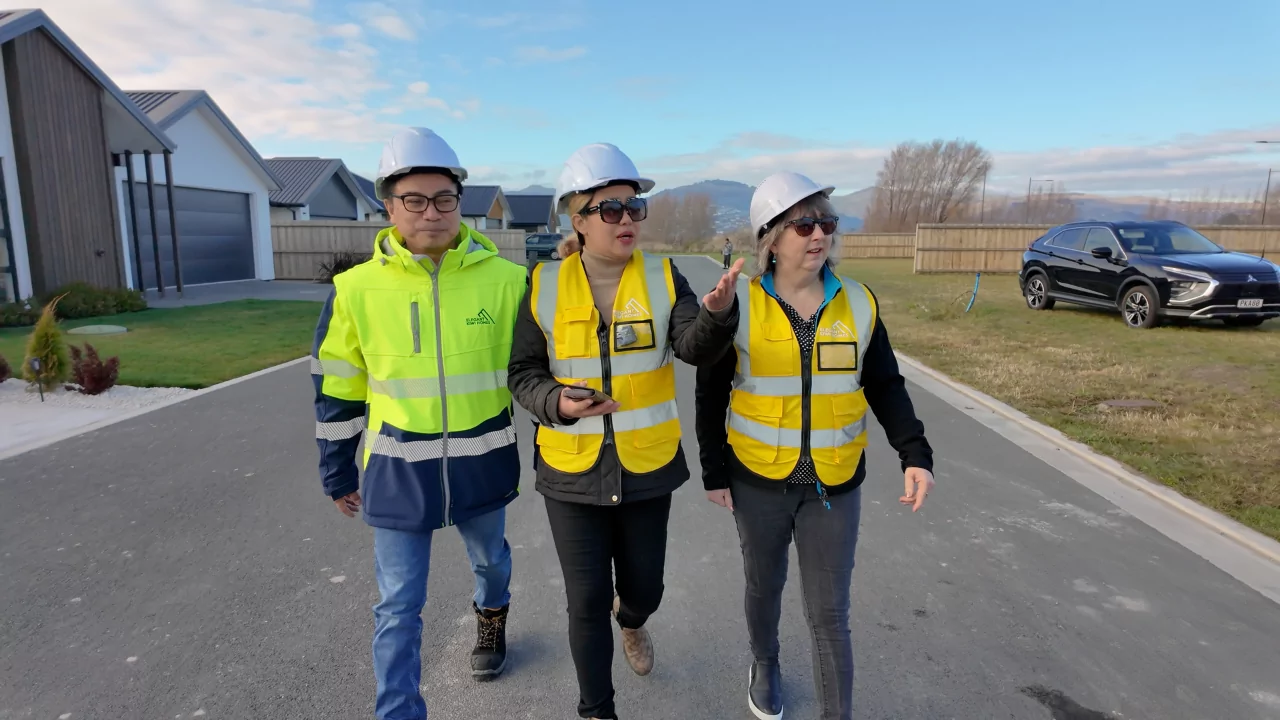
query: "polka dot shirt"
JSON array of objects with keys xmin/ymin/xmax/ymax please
[{"xmin": 774, "ymin": 296, "xmax": 820, "ymax": 485}]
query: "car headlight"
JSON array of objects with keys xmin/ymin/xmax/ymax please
[{"xmin": 1162, "ymin": 267, "xmax": 1218, "ymax": 304}]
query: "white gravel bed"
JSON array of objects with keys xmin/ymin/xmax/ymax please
[{"xmin": 0, "ymin": 379, "xmax": 195, "ymax": 409}]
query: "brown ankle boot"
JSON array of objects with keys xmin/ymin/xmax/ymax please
[{"xmin": 613, "ymin": 594, "xmax": 653, "ymax": 676}]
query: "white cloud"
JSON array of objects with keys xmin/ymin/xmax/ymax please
[
  {"xmin": 356, "ymin": 2, "xmax": 417, "ymax": 39},
  {"xmin": 638, "ymin": 127, "xmax": 1280, "ymax": 197},
  {"xmin": 513, "ymin": 45, "xmax": 587, "ymax": 64},
  {"xmin": 22, "ymin": 0, "xmax": 465, "ymax": 144},
  {"xmin": 407, "ymin": 81, "xmax": 431, "ymax": 94}
]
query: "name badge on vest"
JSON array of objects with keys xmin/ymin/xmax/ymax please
[
  {"xmin": 816, "ymin": 341, "xmax": 858, "ymax": 371},
  {"xmin": 613, "ymin": 320, "xmax": 656, "ymax": 352}
]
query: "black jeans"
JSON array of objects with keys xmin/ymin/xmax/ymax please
[
  {"xmin": 544, "ymin": 493, "xmax": 673, "ymax": 719},
  {"xmin": 731, "ymin": 478, "xmax": 863, "ymax": 720}
]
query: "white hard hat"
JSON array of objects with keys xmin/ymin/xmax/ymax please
[
  {"xmin": 554, "ymin": 143, "xmax": 655, "ymax": 215},
  {"xmin": 749, "ymin": 171, "xmax": 835, "ymax": 238},
  {"xmin": 375, "ymin": 127, "xmax": 468, "ymax": 200}
]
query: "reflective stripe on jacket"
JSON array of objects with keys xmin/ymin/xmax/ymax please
[
  {"xmin": 529, "ymin": 250, "xmax": 682, "ymax": 475},
  {"xmin": 727, "ymin": 271, "xmax": 877, "ymax": 486},
  {"xmin": 312, "ymin": 224, "xmax": 527, "ymax": 531}
]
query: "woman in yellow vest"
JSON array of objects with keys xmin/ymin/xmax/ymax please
[
  {"xmin": 507, "ymin": 142, "xmax": 743, "ymax": 720},
  {"xmin": 694, "ymin": 171, "xmax": 936, "ymax": 720}
]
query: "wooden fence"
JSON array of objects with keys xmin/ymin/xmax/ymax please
[
  {"xmin": 838, "ymin": 233, "xmax": 915, "ymax": 259},
  {"xmin": 271, "ymin": 222, "xmax": 529, "ymax": 280},
  {"xmin": 907, "ymin": 224, "xmax": 1280, "ymax": 273}
]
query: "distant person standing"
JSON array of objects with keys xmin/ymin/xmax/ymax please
[{"xmin": 722, "ymin": 237, "xmax": 734, "ymax": 269}]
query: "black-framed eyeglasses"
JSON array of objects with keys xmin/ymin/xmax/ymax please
[
  {"xmin": 785, "ymin": 216, "xmax": 839, "ymax": 237},
  {"xmin": 581, "ymin": 197, "xmax": 647, "ymax": 224},
  {"xmin": 390, "ymin": 193, "xmax": 460, "ymax": 214}
]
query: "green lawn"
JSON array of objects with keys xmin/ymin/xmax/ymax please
[
  {"xmin": 831, "ymin": 260, "xmax": 1280, "ymax": 541},
  {"xmin": 0, "ymin": 300, "xmax": 322, "ymax": 389}
]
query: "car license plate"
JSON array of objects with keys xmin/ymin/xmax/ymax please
[{"xmin": 1237, "ymin": 298, "xmax": 1263, "ymax": 309}]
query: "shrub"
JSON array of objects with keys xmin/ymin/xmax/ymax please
[
  {"xmin": 69, "ymin": 343, "xmax": 120, "ymax": 395},
  {"xmin": 0, "ymin": 300, "xmax": 39, "ymax": 328},
  {"xmin": 317, "ymin": 251, "xmax": 372, "ymax": 284},
  {"xmin": 38, "ymin": 282, "xmax": 148, "ymax": 320},
  {"xmin": 0, "ymin": 354, "xmax": 10, "ymax": 383},
  {"xmin": 22, "ymin": 300, "xmax": 71, "ymax": 392}
]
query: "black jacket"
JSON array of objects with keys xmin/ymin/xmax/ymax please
[
  {"xmin": 694, "ymin": 287, "xmax": 932, "ymax": 495},
  {"xmin": 507, "ymin": 256, "xmax": 738, "ymax": 506}
]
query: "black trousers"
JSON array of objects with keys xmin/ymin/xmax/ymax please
[{"xmin": 544, "ymin": 493, "xmax": 673, "ymax": 719}]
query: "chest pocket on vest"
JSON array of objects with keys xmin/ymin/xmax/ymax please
[
  {"xmin": 613, "ymin": 320, "xmax": 656, "ymax": 353},
  {"xmin": 359, "ymin": 290, "xmax": 423, "ymax": 358},
  {"xmin": 554, "ymin": 305, "xmax": 597, "ymax": 359},
  {"xmin": 751, "ymin": 322, "xmax": 799, "ymax": 377}
]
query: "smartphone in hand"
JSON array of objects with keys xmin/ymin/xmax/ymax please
[{"xmin": 562, "ymin": 386, "xmax": 614, "ymax": 404}]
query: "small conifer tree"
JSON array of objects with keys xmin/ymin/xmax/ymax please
[{"xmin": 22, "ymin": 299, "xmax": 70, "ymax": 392}]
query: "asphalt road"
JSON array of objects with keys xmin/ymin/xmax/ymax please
[{"xmin": 3, "ymin": 257, "xmax": 1279, "ymax": 720}]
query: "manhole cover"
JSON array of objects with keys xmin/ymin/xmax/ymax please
[{"xmin": 67, "ymin": 324, "xmax": 128, "ymax": 335}]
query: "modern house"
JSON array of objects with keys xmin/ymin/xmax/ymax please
[
  {"xmin": 0, "ymin": 9, "xmax": 178, "ymax": 303},
  {"xmin": 265, "ymin": 157, "xmax": 380, "ymax": 222},
  {"xmin": 121, "ymin": 90, "xmax": 282, "ymax": 288},
  {"xmin": 352, "ymin": 173, "xmax": 388, "ymax": 222},
  {"xmin": 460, "ymin": 185, "xmax": 511, "ymax": 231},
  {"xmin": 507, "ymin": 194, "xmax": 557, "ymax": 233}
]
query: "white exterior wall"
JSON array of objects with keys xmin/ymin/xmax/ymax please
[
  {"xmin": 0, "ymin": 52, "xmax": 33, "ymax": 302},
  {"xmin": 113, "ymin": 105, "xmax": 276, "ymax": 287}
]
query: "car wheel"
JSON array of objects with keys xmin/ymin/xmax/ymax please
[
  {"xmin": 1223, "ymin": 317, "xmax": 1266, "ymax": 328},
  {"xmin": 550, "ymin": 250, "xmax": 560, "ymax": 260},
  {"xmin": 1120, "ymin": 285, "xmax": 1158, "ymax": 329},
  {"xmin": 1024, "ymin": 272, "xmax": 1055, "ymax": 310}
]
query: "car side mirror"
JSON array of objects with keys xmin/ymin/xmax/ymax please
[{"xmin": 1091, "ymin": 247, "xmax": 1113, "ymax": 260}]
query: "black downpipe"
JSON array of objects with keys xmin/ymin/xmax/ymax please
[
  {"xmin": 142, "ymin": 151, "xmax": 164, "ymax": 297},
  {"xmin": 163, "ymin": 151, "xmax": 184, "ymax": 296}
]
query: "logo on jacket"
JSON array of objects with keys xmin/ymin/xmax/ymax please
[
  {"xmin": 614, "ymin": 298, "xmax": 648, "ymax": 320},
  {"xmin": 466, "ymin": 309, "xmax": 496, "ymax": 326},
  {"xmin": 818, "ymin": 320, "xmax": 854, "ymax": 339}
]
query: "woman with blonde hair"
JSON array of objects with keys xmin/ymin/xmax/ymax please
[
  {"xmin": 507, "ymin": 142, "xmax": 744, "ymax": 719},
  {"xmin": 694, "ymin": 171, "xmax": 936, "ymax": 720}
]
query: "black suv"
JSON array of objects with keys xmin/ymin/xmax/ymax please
[
  {"xmin": 1019, "ymin": 221, "xmax": 1280, "ymax": 329},
  {"xmin": 525, "ymin": 233, "xmax": 565, "ymax": 265}
]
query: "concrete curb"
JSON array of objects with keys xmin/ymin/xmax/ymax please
[
  {"xmin": 0, "ymin": 356, "xmax": 309, "ymax": 462},
  {"xmin": 894, "ymin": 351, "xmax": 1280, "ymax": 567}
]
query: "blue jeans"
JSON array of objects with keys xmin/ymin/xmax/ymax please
[{"xmin": 371, "ymin": 507, "xmax": 512, "ymax": 720}]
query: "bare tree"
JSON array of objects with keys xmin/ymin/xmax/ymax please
[
  {"xmin": 862, "ymin": 139, "xmax": 992, "ymax": 232},
  {"xmin": 1142, "ymin": 187, "xmax": 1265, "ymax": 224},
  {"xmin": 643, "ymin": 192, "xmax": 714, "ymax": 249}
]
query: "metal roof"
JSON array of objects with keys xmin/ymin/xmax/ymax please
[
  {"xmin": 508, "ymin": 194, "xmax": 554, "ymax": 227},
  {"xmin": 0, "ymin": 9, "xmax": 174, "ymax": 153},
  {"xmin": 351, "ymin": 174, "xmax": 384, "ymax": 211},
  {"xmin": 461, "ymin": 185, "xmax": 501, "ymax": 217},
  {"xmin": 125, "ymin": 90, "xmax": 281, "ymax": 191},
  {"xmin": 264, "ymin": 157, "xmax": 366, "ymax": 208}
]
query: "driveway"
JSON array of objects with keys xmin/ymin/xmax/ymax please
[{"xmin": 2, "ymin": 257, "xmax": 1279, "ymax": 720}]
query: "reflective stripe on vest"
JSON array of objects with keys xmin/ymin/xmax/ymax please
[
  {"xmin": 530, "ymin": 251, "xmax": 682, "ymax": 475},
  {"xmin": 727, "ymin": 274, "xmax": 877, "ymax": 485}
]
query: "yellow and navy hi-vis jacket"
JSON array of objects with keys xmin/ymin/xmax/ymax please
[
  {"xmin": 529, "ymin": 250, "xmax": 683, "ymax": 475},
  {"xmin": 727, "ymin": 269, "xmax": 877, "ymax": 489},
  {"xmin": 311, "ymin": 225, "xmax": 527, "ymax": 531}
]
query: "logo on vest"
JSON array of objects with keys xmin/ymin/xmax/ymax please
[
  {"xmin": 466, "ymin": 308, "xmax": 496, "ymax": 326},
  {"xmin": 614, "ymin": 298, "xmax": 648, "ymax": 320},
  {"xmin": 818, "ymin": 320, "xmax": 854, "ymax": 339}
]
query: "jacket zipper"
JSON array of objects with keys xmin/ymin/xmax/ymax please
[
  {"xmin": 410, "ymin": 301, "xmax": 421, "ymax": 354},
  {"xmin": 429, "ymin": 267, "xmax": 452, "ymax": 527}
]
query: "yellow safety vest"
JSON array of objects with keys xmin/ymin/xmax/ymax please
[
  {"xmin": 727, "ymin": 274, "xmax": 877, "ymax": 486},
  {"xmin": 530, "ymin": 251, "xmax": 682, "ymax": 474}
]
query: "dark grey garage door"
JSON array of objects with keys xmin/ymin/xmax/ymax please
[{"xmin": 129, "ymin": 184, "xmax": 255, "ymax": 289}]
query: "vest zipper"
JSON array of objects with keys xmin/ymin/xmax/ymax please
[
  {"xmin": 598, "ymin": 317, "xmax": 619, "ymax": 504},
  {"xmin": 429, "ymin": 265, "xmax": 452, "ymax": 527}
]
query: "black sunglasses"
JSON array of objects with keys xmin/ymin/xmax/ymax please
[
  {"xmin": 390, "ymin": 193, "xmax": 460, "ymax": 214},
  {"xmin": 785, "ymin": 216, "xmax": 839, "ymax": 237},
  {"xmin": 581, "ymin": 197, "xmax": 647, "ymax": 224}
]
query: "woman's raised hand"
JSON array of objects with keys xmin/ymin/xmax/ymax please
[{"xmin": 703, "ymin": 257, "xmax": 745, "ymax": 312}]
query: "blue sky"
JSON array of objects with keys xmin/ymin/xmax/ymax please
[{"xmin": 20, "ymin": 0, "xmax": 1280, "ymax": 196}]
